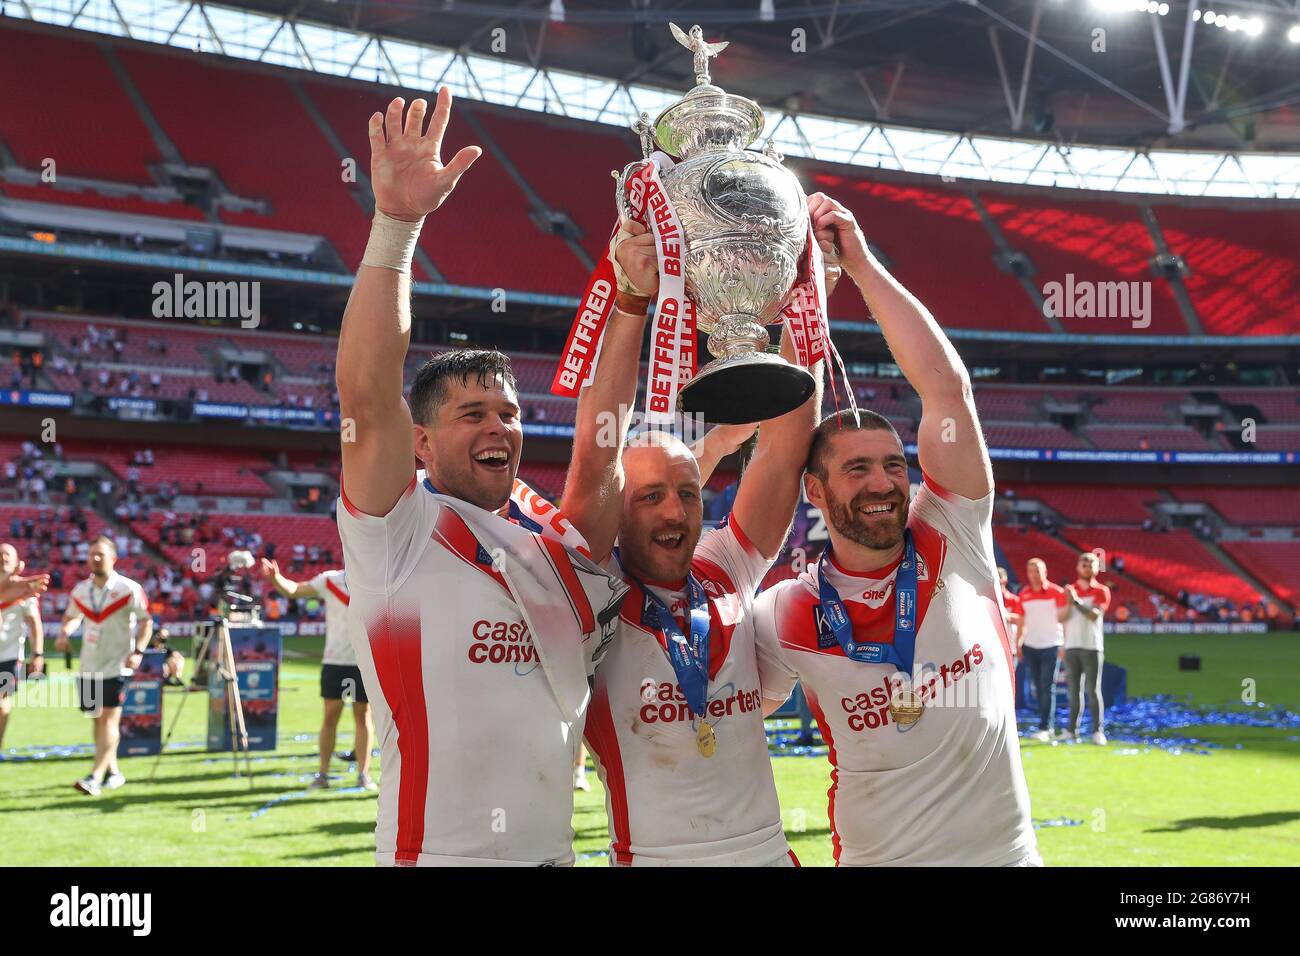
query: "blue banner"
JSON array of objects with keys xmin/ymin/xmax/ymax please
[
  {"xmin": 119, "ymin": 649, "xmax": 165, "ymax": 757},
  {"xmin": 0, "ymin": 388, "xmax": 73, "ymax": 408},
  {"xmin": 207, "ymin": 625, "xmax": 281, "ymax": 752}
]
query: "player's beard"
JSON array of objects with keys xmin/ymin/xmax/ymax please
[{"xmin": 824, "ymin": 486, "xmax": 909, "ymax": 551}]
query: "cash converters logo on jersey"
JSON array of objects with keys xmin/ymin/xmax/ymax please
[
  {"xmin": 468, "ymin": 618, "xmax": 539, "ymax": 665},
  {"xmin": 49, "ymin": 886, "xmax": 151, "ymax": 936},
  {"xmin": 639, "ymin": 680, "xmax": 763, "ymax": 724},
  {"xmin": 838, "ymin": 645, "xmax": 989, "ymax": 732}
]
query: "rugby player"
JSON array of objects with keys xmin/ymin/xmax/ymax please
[
  {"xmin": 752, "ymin": 194, "xmax": 1039, "ymax": 866},
  {"xmin": 562, "ymin": 214, "xmax": 822, "ymax": 866},
  {"xmin": 0, "ymin": 543, "xmax": 45, "ymax": 748},
  {"xmin": 335, "ymin": 89, "xmax": 624, "ymax": 866}
]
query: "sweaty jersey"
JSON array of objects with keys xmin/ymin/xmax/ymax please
[
  {"xmin": 0, "ymin": 596, "xmax": 38, "ymax": 661},
  {"xmin": 1063, "ymin": 581, "xmax": 1110, "ymax": 652},
  {"xmin": 67, "ymin": 572, "xmax": 149, "ymax": 678},
  {"xmin": 585, "ymin": 519, "xmax": 791, "ymax": 866},
  {"xmin": 337, "ymin": 473, "xmax": 620, "ymax": 867},
  {"xmin": 753, "ymin": 475, "xmax": 1036, "ymax": 867},
  {"xmin": 307, "ymin": 569, "xmax": 358, "ymax": 666}
]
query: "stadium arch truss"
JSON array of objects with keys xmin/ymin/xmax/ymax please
[{"xmin": 7, "ymin": 0, "xmax": 1300, "ymax": 200}]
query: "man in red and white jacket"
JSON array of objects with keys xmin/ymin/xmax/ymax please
[
  {"xmin": 1061, "ymin": 552, "xmax": 1110, "ymax": 745},
  {"xmin": 1018, "ymin": 558, "xmax": 1066, "ymax": 742}
]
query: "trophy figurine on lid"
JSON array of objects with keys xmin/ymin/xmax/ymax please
[{"xmin": 552, "ymin": 23, "xmax": 836, "ymax": 426}]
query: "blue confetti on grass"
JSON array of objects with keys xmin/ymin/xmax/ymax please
[
  {"xmin": 1033, "ymin": 817, "xmax": 1083, "ymax": 829},
  {"xmin": 1017, "ymin": 695, "xmax": 1300, "ymax": 755}
]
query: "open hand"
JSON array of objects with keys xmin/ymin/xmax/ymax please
[{"xmin": 369, "ymin": 88, "xmax": 482, "ymax": 222}]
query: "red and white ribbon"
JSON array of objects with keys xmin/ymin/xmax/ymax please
[{"xmin": 640, "ymin": 161, "xmax": 697, "ymax": 425}]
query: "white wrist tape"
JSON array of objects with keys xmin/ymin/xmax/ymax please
[{"xmin": 362, "ymin": 209, "xmax": 425, "ymax": 273}]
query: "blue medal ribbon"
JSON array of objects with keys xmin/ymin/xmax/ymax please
[
  {"xmin": 816, "ymin": 528, "xmax": 919, "ymax": 677},
  {"xmin": 636, "ymin": 571, "xmax": 712, "ymax": 718}
]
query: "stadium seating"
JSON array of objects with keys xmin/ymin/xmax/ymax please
[
  {"xmin": 302, "ymin": 80, "xmax": 588, "ymax": 294},
  {"xmin": 1002, "ymin": 483, "xmax": 1165, "ymax": 525},
  {"xmin": 1220, "ymin": 541, "xmax": 1300, "ymax": 605},
  {"xmin": 1080, "ymin": 424, "xmax": 1214, "ymax": 451},
  {"xmin": 118, "ymin": 48, "xmax": 374, "ymax": 271},
  {"xmin": 0, "ymin": 30, "xmax": 161, "ymax": 184},
  {"xmin": 992, "ymin": 525, "xmax": 1150, "ymax": 611},
  {"xmin": 131, "ymin": 510, "xmax": 340, "ymax": 581},
  {"xmin": 1085, "ymin": 389, "xmax": 1182, "ymax": 424},
  {"xmin": 471, "ymin": 108, "xmax": 636, "ymax": 264},
  {"xmin": 982, "ymin": 192, "xmax": 1185, "ymax": 335},
  {"xmin": 1170, "ymin": 487, "xmax": 1300, "ymax": 527},
  {"xmin": 805, "ymin": 169, "xmax": 1049, "ymax": 333},
  {"xmin": 983, "ymin": 422, "xmax": 1090, "ymax": 449},
  {"xmin": 0, "ymin": 181, "xmax": 205, "ymax": 220},
  {"xmin": 1248, "ymin": 426, "xmax": 1300, "ymax": 452},
  {"xmin": 1061, "ymin": 527, "xmax": 1260, "ymax": 607},
  {"xmin": 1153, "ymin": 204, "xmax": 1300, "ymax": 336}
]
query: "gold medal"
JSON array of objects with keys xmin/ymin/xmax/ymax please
[
  {"xmin": 888, "ymin": 690, "xmax": 925, "ymax": 727},
  {"xmin": 696, "ymin": 722, "xmax": 717, "ymax": 758}
]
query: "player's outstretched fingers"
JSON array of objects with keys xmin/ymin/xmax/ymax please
[
  {"xmin": 442, "ymin": 145, "xmax": 482, "ymax": 189},
  {"xmin": 404, "ymin": 98, "xmax": 428, "ymax": 139},
  {"xmin": 384, "ymin": 97, "xmax": 405, "ymax": 145},
  {"xmin": 426, "ymin": 86, "xmax": 453, "ymax": 155},
  {"xmin": 367, "ymin": 112, "xmax": 385, "ymax": 153}
]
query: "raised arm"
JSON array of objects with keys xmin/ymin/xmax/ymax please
[
  {"xmin": 336, "ymin": 89, "xmax": 481, "ymax": 517},
  {"xmin": 258, "ymin": 558, "xmax": 318, "ymax": 600},
  {"xmin": 0, "ymin": 570, "xmax": 47, "ymax": 605},
  {"xmin": 728, "ymin": 331, "xmax": 823, "ymax": 559},
  {"xmin": 561, "ymin": 221, "xmax": 657, "ymax": 563},
  {"xmin": 810, "ymin": 192, "xmax": 991, "ymax": 500},
  {"xmin": 692, "ymin": 422, "xmax": 758, "ymax": 487}
]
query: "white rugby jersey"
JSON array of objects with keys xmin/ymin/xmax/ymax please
[
  {"xmin": 67, "ymin": 572, "xmax": 149, "ymax": 678},
  {"xmin": 0, "ymin": 596, "xmax": 38, "ymax": 661},
  {"xmin": 753, "ymin": 476, "xmax": 1036, "ymax": 867},
  {"xmin": 1063, "ymin": 581, "xmax": 1110, "ymax": 652},
  {"xmin": 586, "ymin": 519, "xmax": 792, "ymax": 866},
  {"xmin": 307, "ymin": 569, "xmax": 358, "ymax": 666},
  {"xmin": 1019, "ymin": 583, "xmax": 1067, "ymax": 649},
  {"xmin": 337, "ymin": 473, "xmax": 618, "ymax": 867}
]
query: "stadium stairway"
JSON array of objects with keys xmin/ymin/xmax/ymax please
[
  {"xmin": 1138, "ymin": 203, "xmax": 1203, "ymax": 334},
  {"xmin": 967, "ymin": 192, "xmax": 1064, "ymax": 333}
]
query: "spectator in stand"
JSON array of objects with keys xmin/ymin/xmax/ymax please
[{"xmin": 1019, "ymin": 558, "xmax": 1068, "ymax": 742}]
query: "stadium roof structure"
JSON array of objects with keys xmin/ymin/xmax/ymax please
[{"xmin": 8, "ymin": 0, "xmax": 1300, "ymax": 198}]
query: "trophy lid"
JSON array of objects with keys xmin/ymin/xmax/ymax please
[{"xmin": 651, "ymin": 23, "xmax": 765, "ymax": 159}]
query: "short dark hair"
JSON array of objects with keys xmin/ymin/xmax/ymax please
[
  {"xmin": 806, "ymin": 408, "xmax": 903, "ymax": 478},
  {"xmin": 408, "ymin": 350, "xmax": 517, "ymax": 425}
]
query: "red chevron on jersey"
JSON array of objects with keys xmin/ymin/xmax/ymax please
[
  {"xmin": 324, "ymin": 577, "xmax": 350, "ymax": 606},
  {"xmin": 72, "ymin": 593, "xmax": 133, "ymax": 624}
]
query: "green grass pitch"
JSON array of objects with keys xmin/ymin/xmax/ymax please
[{"xmin": 1, "ymin": 633, "xmax": 1296, "ymax": 866}]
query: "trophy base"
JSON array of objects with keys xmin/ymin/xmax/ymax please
[{"xmin": 680, "ymin": 351, "xmax": 816, "ymax": 424}]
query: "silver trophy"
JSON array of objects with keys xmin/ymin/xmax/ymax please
[{"xmin": 616, "ymin": 23, "xmax": 817, "ymax": 424}]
